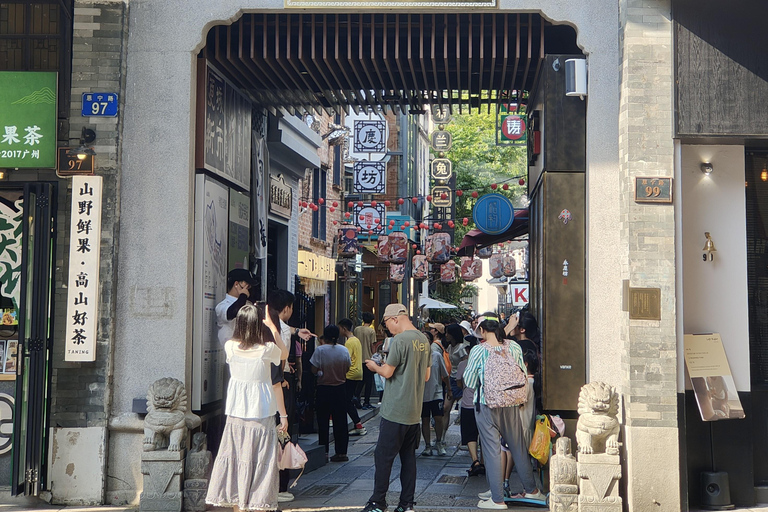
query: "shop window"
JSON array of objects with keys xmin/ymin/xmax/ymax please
[{"xmin": 312, "ymin": 167, "xmax": 327, "ymax": 240}]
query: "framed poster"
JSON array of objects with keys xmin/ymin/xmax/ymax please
[
  {"xmin": 192, "ymin": 174, "xmax": 229, "ymax": 409},
  {"xmin": 4, "ymin": 341, "xmax": 17, "ymax": 374},
  {"xmin": 684, "ymin": 333, "xmax": 745, "ymax": 421}
]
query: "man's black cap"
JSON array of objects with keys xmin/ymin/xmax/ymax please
[{"xmin": 228, "ymin": 268, "xmax": 257, "ymax": 285}]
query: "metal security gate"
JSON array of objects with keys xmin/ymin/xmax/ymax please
[{"xmin": 12, "ymin": 182, "xmax": 57, "ymax": 496}]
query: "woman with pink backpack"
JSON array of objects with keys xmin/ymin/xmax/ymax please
[{"xmin": 462, "ymin": 316, "xmax": 546, "ymax": 510}]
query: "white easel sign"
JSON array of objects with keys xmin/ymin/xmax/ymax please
[{"xmin": 65, "ymin": 176, "xmax": 102, "ymax": 362}]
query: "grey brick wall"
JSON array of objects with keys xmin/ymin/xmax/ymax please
[
  {"xmin": 618, "ymin": 0, "xmax": 677, "ymax": 427},
  {"xmin": 51, "ymin": 1, "xmax": 127, "ymax": 428}
]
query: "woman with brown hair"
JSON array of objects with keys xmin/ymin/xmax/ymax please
[{"xmin": 207, "ymin": 304, "xmax": 289, "ymax": 511}]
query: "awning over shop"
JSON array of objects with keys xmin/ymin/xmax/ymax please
[
  {"xmin": 419, "ymin": 297, "xmax": 458, "ymax": 309},
  {"xmin": 457, "ymin": 208, "xmax": 529, "ymax": 256}
]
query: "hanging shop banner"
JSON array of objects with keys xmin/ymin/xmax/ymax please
[
  {"xmin": 473, "ymin": 194, "xmax": 515, "ymax": 235},
  {"xmin": 413, "ymin": 255, "xmax": 428, "ymax": 280},
  {"xmin": 430, "ymin": 131, "xmax": 452, "ymax": 152},
  {"xmin": 432, "ymin": 173, "xmax": 456, "ymax": 243},
  {"xmin": 195, "ymin": 60, "xmax": 252, "ymax": 190},
  {"xmin": 431, "ymin": 158, "xmax": 452, "ymax": 181},
  {"xmin": 353, "ymin": 202, "xmax": 386, "ymax": 234},
  {"xmin": 377, "ymin": 235, "xmax": 391, "ymax": 262},
  {"xmin": 388, "ymin": 231, "xmax": 408, "ymax": 263},
  {"xmin": 426, "ymin": 233, "xmax": 451, "ymax": 264},
  {"xmin": 353, "ymin": 120, "xmax": 387, "ymax": 153},
  {"xmin": 0, "ymin": 71, "xmax": 57, "ymax": 169},
  {"xmin": 431, "ymin": 186, "xmax": 453, "ymax": 208},
  {"xmin": 192, "ymin": 174, "xmax": 229, "ymax": 408},
  {"xmin": 338, "ymin": 225, "xmax": 360, "ymax": 257},
  {"xmin": 490, "ymin": 253, "xmax": 504, "ymax": 278},
  {"xmin": 440, "ymin": 260, "xmax": 456, "ymax": 283},
  {"xmin": 390, "ymin": 263, "xmax": 405, "ymax": 284},
  {"xmin": 353, "ymin": 161, "xmax": 386, "ymax": 193},
  {"xmin": 65, "ymin": 176, "xmax": 103, "ymax": 362},
  {"xmin": 684, "ymin": 333, "xmax": 746, "ymax": 421},
  {"xmin": 460, "ymin": 257, "xmax": 482, "ymax": 281},
  {"xmin": 229, "ymin": 189, "xmax": 250, "ymax": 271}
]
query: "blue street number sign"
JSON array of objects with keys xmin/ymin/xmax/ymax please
[{"xmin": 82, "ymin": 92, "xmax": 118, "ymax": 117}]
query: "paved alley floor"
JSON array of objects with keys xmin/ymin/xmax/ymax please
[{"xmin": 282, "ymin": 407, "xmax": 543, "ymax": 512}]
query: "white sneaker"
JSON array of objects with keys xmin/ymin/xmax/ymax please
[
  {"xmin": 478, "ymin": 490, "xmax": 492, "ymax": 500},
  {"xmin": 525, "ymin": 490, "xmax": 547, "ymax": 502},
  {"xmin": 477, "ymin": 498, "xmax": 508, "ymax": 509},
  {"xmin": 350, "ymin": 427, "xmax": 367, "ymax": 436},
  {"xmin": 436, "ymin": 441, "xmax": 447, "ymax": 456},
  {"xmin": 278, "ymin": 492, "xmax": 294, "ymax": 502}
]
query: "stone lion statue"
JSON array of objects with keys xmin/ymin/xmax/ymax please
[
  {"xmin": 144, "ymin": 377, "xmax": 201, "ymax": 452},
  {"xmin": 576, "ymin": 382, "xmax": 620, "ymax": 455}
]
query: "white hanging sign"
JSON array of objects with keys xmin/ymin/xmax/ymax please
[{"xmin": 65, "ymin": 176, "xmax": 102, "ymax": 362}]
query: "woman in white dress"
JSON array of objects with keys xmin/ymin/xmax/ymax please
[{"xmin": 207, "ymin": 304, "xmax": 289, "ymax": 511}]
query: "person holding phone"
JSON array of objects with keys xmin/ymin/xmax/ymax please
[{"xmin": 207, "ymin": 304, "xmax": 289, "ymax": 511}]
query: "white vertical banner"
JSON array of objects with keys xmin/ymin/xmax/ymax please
[{"xmin": 65, "ymin": 176, "xmax": 103, "ymax": 362}]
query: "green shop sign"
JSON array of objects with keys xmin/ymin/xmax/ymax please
[{"xmin": 0, "ymin": 72, "xmax": 57, "ymax": 169}]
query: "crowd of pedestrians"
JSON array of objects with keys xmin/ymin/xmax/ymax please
[{"xmin": 204, "ymin": 268, "xmax": 545, "ymax": 512}]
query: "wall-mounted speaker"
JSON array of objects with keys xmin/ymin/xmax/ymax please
[{"xmin": 565, "ymin": 58, "xmax": 587, "ymax": 98}]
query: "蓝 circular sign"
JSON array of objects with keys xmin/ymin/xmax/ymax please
[{"xmin": 472, "ymin": 194, "xmax": 515, "ymax": 235}]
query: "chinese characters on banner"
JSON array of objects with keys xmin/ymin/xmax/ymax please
[
  {"xmin": 353, "ymin": 120, "xmax": 387, "ymax": 153},
  {"xmin": 353, "ymin": 161, "xmax": 386, "ymax": 193},
  {"xmin": 0, "ymin": 71, "xmax": 58, "ymax": 168},
  {"xmin": 65, "ymin": 176, "xmax": 103, "ymax": 362}
]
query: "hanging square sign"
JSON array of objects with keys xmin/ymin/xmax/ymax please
[
  {"xmin": 430, "ymin": 130, "xmax": 452, "ymax": 152},
  {"xmin": 353, "ymin": 120, "xmax": 387, "ymax": 153},
  {"xmin": 65, "ymin": 176, "xmax": 103, "ymax": 362},
  {"xmin": 431, "ymin": 105, "xmax": 452, "ymax": 124},
  {"xmin": 0, "ymin": 71, "xmax": 57, "ymax": 169},
  {"xmin": 353, "ymin": 203, "xmax": 386, "ymax": 235},
  {"xmin": 353, "ymin": 161, "xmax": 386, "ymax": 193},
  {"xmin": 430, "ymin": 158, "xmax": 452, "ymax": 180}
]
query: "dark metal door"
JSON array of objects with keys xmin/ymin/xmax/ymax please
[{"xmin": 12, "ymin": 183, "xmax": 56, "ymax": 496}]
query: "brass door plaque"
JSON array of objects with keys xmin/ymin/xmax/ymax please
[{"xmin": 628, "ymin": 287, "xmax": 661, "ymax": 320}]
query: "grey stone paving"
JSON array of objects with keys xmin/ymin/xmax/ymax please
[{"xmin": 282, "ymin": 407, "xmax": 538, "ymax": 511}]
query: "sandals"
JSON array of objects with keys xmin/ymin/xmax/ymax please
[{"xmin": 467, "ymin": 460, "xmax": 486, "ymax": 476}]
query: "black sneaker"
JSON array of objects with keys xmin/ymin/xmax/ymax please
[
  {"xmin": 360, "ymin": 502, "xmax": 387, "ymax": 512},
  {"xmin": 394, "ymin": 504, "xmax": 415, "ymax": 512}
]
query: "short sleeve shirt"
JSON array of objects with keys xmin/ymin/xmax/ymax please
[
  {"xmin": 310, "ymin": 344, "xmax": 351, "ymax": 386},
  {"xmin": 344, "ymin": 336, "xmax": 363, "ymax": 381},
  {"xmin": 448, "ymin": 341, "xmax": 469, "ymax": 379},
  {"xmin": 354, "ymin": 325, "xmax": 377, "ymax": 361},
  {"xmin": 423, "ymin": 349, "xmax": 448, "ymax": 402},
  {"xmin": 215, "ymin": 295, "xmax": 238, "ymax": 346},
  {"xmin": 380, "ymin": 329, "xmax": 431, "ymax": 425}
]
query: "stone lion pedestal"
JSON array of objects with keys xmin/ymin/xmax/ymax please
[
  {"xmin": 140, "ymin": 450, "xmax": 184, "ymax": 512},
  {"xmin": 140, "ymin": 378, "xmax": 202, "ymax": 512},
  {"xmin": 575, "ymin": 382, "xmax": 623, "ymax": 512}
]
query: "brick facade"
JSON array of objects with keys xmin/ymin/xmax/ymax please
[{"xmin": 51, "ymin": 0, "xmax": 127, "ymax": 428}]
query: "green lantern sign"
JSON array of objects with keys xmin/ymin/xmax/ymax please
[{"xmin": 0, "ymin": 72, "xmax": 57, "ymax": 169}]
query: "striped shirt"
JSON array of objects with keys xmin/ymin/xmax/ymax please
[{"xmin": 462, "ymin": 340, "xmax": 526, "ymax": 406}]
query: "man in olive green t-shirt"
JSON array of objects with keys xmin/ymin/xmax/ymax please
[{"xmin": 361, "ymin": 304, "xmax": 431, "ymax": 512}]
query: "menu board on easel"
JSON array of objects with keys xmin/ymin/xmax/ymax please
[{"xmin": 684, "ymin": 333, "xmax": 746, "ymax": 421}]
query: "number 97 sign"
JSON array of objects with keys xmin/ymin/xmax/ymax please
[{"xmin": 82, "ymin": 92, "xmax": 118, "ymax": 117}]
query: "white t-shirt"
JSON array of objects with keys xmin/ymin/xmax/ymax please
[
  {"xmin": 215, "ymin": 294, "xmax": 238, "ymax": 346},
  {"xmin": 280, "ymin": 319, "xmax": 291, "ymax": 372}
]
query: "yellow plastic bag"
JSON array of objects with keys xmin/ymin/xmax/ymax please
[{"xmin": 528, "ymin": 415, "xmax": 552, "ymax": 464}]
